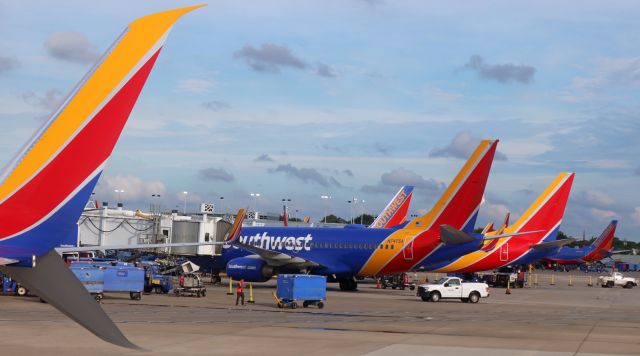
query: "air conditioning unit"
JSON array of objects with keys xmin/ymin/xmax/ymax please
[{"xmin": 200, "ymin": 203, "xmax": 214, "ymax": 214}]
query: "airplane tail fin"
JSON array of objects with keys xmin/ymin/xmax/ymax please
[
  {"xmin": 592, "ymin": 220, "xmax": 617, "ymax": 251},
  {"xmin": 369, "ymin": 185, "xmax": 414, "ymax": 228},
  {"xmin": 225, "ymin": 209, "xmax": 246, "ymax": 244},
  {"xmin": 406, "ymin": 140, "xmax": 498, "ymax": 233},
  {"xmin": 481, "ymin": 222, "xmax": 494, "ymax": 234},
  {"xmin": 501, "ymin": 172, "xmax": 575, "ymax": 244},
  {"xmin": 0, "ymin": 5, "xmax": 205, "ymax": 349},
  {"xmin": 283, "ymin": 205, "xmax": 289, "ymax": 227}
]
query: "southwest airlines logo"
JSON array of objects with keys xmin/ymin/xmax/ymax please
[
  {"xmin": 237, "ymin": 232, "xmax": 314, "ymax": 252},
  {"xmin": 372, "ymin": 189, "xmax": 409, "ymax": 228}
]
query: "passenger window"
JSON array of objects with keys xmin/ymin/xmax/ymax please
[
  {"xmin": 384, "ymin": 245, "xmax": 388, "ymax": 249},
  {"xmin": 390, "ymin": 244, "xmax": 394, "ymax": 249},
  {"xmin": 379, "ymin": 244, "xmax": 383, "ymax": 249}
]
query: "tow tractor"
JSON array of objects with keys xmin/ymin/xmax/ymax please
[{"xmin": 380, "ymin": 273, "xmax": 416, "ymax": 290}]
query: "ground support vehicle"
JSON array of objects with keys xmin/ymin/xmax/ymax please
[
  {"xmin": 174, "ymin": 272, "xmax": 206, "ymax": 297},
  {"xmin": 417, "ymin": 277, "xmax": 490, "ymax": 303},
  {"xmin": 0, "ymin": 273, "xmax": 28, "ymax": 296},
  {"xmin": 493, "ymin": 266, "xmax": 526, "ymax": 288},
  {"xmin": 71, "ymin": 261, "xmax": 144, "ymax": 300},
  {"xmin": 598, "ymin": 272, "xmax": 639, "ymax": 288},
  {"xmin": 138, "ymin": 262, "xmax": 173, "ymax": 294},
  {"xmin": 275, "ymin": 274, "xmax": 326, "ymax": 309},
  {"xmin": 380, "ymin": 273, "xmax": 416, "ymax": 290}
]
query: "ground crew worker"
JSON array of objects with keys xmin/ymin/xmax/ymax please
[{"xmin": 235, "ymin": 278, "xmax": 245, "ymax": 306}]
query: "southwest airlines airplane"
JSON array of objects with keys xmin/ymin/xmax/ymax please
[
  {"xmin": 224, "ymin": 140, "xmax": 502, "ymax": 290},
  {"xmin": 0, "ymin": 5, "xmax": 205, "ymax": 349},
  {"xmin": 546, "ymin": 220, "xmax": 626, "ymax": 265},
  {"xmin": 423, "ymin": 172, "xmax": 576, "ymax": 273}
]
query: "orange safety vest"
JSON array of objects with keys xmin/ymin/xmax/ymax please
[{"xmin": 236, "ymin": 281, "xmax": 244, "ymax": 294}]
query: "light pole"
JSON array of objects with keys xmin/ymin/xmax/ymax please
[
  {"xmin": 114, "ymin": 189, "xmax": 124, "ymax": 204},
  {"xmin": 182, "ymin": 191, "xmax": 188, "ymax": 214},
  {"xmin": 321, "ymin": 195, "xmax": 332, "ymax": 223},
  {"xmin": 219, "ymin": 196, "xmax": 224, "ymax": 215},
  {"xmin": 250, "ymin": 193, "xmax": 261, "ymax": 216},
  {"xmin": 151, "ymin": 194, "xmax": 161, "ymax": 214},
  {"xmin": 282, "ymin": 198, "xmax": 291, "ymax": 221}
]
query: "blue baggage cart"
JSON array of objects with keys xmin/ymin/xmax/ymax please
[
  {"xmin": 70, "ymin": 265, "xmax": 105, "ymax": 302},
  {"xmin": 102, "ymin": 265, "xmax": 145, "ymax": 300},
  {"xmin": 275, "ymin": 274, "xmax": 326, "ymax": 309}
]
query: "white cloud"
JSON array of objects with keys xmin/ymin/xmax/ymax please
[
  {"xmin": 44, "ymin": 32, "xmax": 99, "ymax": 63},
  {"xmin": 577, "ymin": 189, "xmax": 615, "ymax": 207},
  {"xmin": 178, "ymin": 79, "xmax": 214, "ymax": 94},
  {"xmin": 631, "ymin": 207, "xmax": 640, "ymax": 226},
  {"xmin": 589, "ymin": 207, "xmax": 616, "ymax": 219},
  {"xmin": 94, "ymin": 175, "xmax": 166, "ymax": 204},
  {"xmin": 563, "ymin": 57, "xmax": 640, "ymax": 102}
]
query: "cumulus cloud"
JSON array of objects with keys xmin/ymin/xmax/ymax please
[
  {"xmin": 234, "ymin": 43, "xmax": 307, "ymax": 73},
  {"xmin": 362, "ymin": 168, "xmax": 445, "ymax": 195},
  {"xmin": 575, "ymin": 189, "xmax": 615, "ymax": 208},
  {"xmin": 254, "ymin": 154, "xmax": 274, "ymax": 162},
  {"xmin": 631, "ymin": 207, "xmax": 640, "ymax": 225},
  {"xmin": 316, "ymin": 62, "xmax": 336, "ymax": 78},
  {"xmin": 589, "ymin": 207, "xmax": 617, "ymax": 219},
  {"xmin": 198, "ymin": 167, "xmax": 235, "ymax": 182},
  {"xmin": 268, "ymin": 163, "xmax": 340, "ymax": 187},
  {"xmin": 94, "ymin": 175, "xmax": 167, "ymax": 204},
  {"xmin": 203, "ymin": 100, "xmax": 231, "ymax": 111},
  {"xmin": 0, "ymin": 56, "xmax": 19, "ymax": 73},
  {"xmin": 462, "ymin": 55, "xmax": 535, "ymax": 84},
  {"xmin": 430, "ymin": 130, "xmax": 507, "ymax": 161},
  {"xmin": 44, "ymin": 32, "xmax": 99, "ymax": 63},
  {"xmin": 22, "ymin": 89, "xmax": 64, "ymax": 112},
  {"xmin": 178, "ymin": 78, "xmax": 214, "ymax": 93}
]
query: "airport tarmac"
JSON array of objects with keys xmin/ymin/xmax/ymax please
[{"xmin": 1, "ymin": 271, "xmax": 639, "ymax": 355}]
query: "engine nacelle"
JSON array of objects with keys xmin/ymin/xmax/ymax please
[{"xmin": 226, "ymin": 257, "xmax": 274, "ymax": 282}]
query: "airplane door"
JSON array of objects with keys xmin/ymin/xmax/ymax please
[
  {"xmin": 403, "ymin": 237, "xmax": 414, "ymax": 260},
  {"xmin": 500, "ymin": 242, "xmax": 509, "ymax": 262}
]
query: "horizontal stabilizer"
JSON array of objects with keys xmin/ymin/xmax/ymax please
[
  {"xmin": 440, "ymin": 225, "xmax": 476, "ymax": 245},
  {"xmin": 483, "ymin": 230, "xmax": 544, "ymax": 240},
  {"xmin": 610, "ymin": 249, "xmax": 632, "ymax": 254},
  {"xmin": 0, "ymin": 257, "xmax": 19, "ymax": 265},
  {"xmin": 531, "ymin": 238, "xmax": 575, "ymax": 250},
  {"xmin": 0, "ymin": 250, "xmax": 139, "ymax": 349}
]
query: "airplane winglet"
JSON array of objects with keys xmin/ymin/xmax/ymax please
[
  {"xmin": 0, "ymin": 251, "xmax": 140, "ymax": 349},
  {"xmin": 531, "ymin": 238, "xmax": 576, "ymax": 250},
  {"xmin": 225, "ymin": 209, "xmax": 246, "ymax": 244}
]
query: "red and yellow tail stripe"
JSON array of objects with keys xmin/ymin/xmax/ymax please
[
  {"xmin": 435, "ymin": 172, "xmax": 574, "ymax": 272},
  {"xmin": 358, "ymin": 140, "xmax": 498, "ymax": 276},
  {"xmin": 0, "ymin": 6, "xmax": 204, "ymax": 247}
]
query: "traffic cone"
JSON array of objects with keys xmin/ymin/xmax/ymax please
[
  {"xmin": 248, "ymin": 283, "xmax": 255, "ymax": 303},
  {"xmin": 568, "ymin": 275, "xmax": 573, "ymax": 286},
  {"xmin": 550, "ymin": 274, "xmax": 555, "ymax": 286},
  {"xmin": 227, "ymin": 277, "xmax": 234, "ymax": 295},
  {"xmin": 588, "ymin": 276, "xmax": 593, "ymax": 287},
  {"xmin": 376, "ymin": 278, "xmax": 381, "ymax": 289},
  {"xmin": 505, "ymin": 279, "xmax": 512, "ymax": 295}
]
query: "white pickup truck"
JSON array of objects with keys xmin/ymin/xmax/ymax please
[
  {"xmin": 417, "ymin": 277, "xmax": 490, "ymax": 303},
  {"xmin": 598, "ymin": 272, "xmax": 639, "ymax": 289}
]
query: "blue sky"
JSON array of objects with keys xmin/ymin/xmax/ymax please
[{"xmin": 1, "ymin": 1, "xmax": 639, "ymax": 240}]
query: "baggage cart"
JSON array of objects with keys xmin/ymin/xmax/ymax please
[
  {"xmin": 174, "ymin": 272, "xmax": 206, "ymax": 297},
  {"xmin": 275, "ymin": 274, "xmax": 326, "ymax": 309},
  {"xmin": 70, "ymin": 265, "xmax": 105, "ymax": 302}
]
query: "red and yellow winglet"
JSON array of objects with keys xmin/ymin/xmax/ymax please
[{"xmin": 0, "ymin": 5, "xmax": 205, "ymax": 245}]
